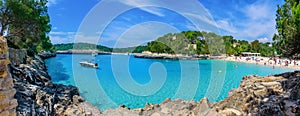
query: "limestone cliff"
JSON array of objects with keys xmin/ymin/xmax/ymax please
[{"xmin": 0, "ymin": 37, "xmax": 17, "ymax": 116}]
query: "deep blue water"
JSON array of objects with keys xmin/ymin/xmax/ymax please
[{"xmin": 45, "ymin": 54, "xmax": 294, "ymax": 111}]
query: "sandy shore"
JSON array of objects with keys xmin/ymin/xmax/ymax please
[{"xmin": 222, "ymin": 56, "xmax": 300, "ymax": 70}]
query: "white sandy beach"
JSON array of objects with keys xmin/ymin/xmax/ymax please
[{"xmin": 222, "ymin": 56, "xmax": 300, "ymax": 70}]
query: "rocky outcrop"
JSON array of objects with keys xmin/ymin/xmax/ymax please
[
  {"xmin": 0, "ymin": 37, "xmax": 17, "ymax": 116},
  {"xmin": 9, "ymin": 50, "xmax": 100, "ymax": 115},
  {"xmin": 8, "ymin": 48, "xmax": 27, "ymax": 66},
  {"xmin": 211, "ymin": 72, "xmax": 300, "ymax": 115},
  {"xmin": 102, "ymin": 97, "xmax": 218, "ymax": 116},
  {"xmin": 38, "ymin": 52, "xmax": 56, "ymax": 59},
  {"xmin": 103, "ymin": 71, "xmax": 300, "ymax": 116}
]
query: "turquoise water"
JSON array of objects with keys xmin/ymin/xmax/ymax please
[{"xmin": 45, "ymin": 54, "xmax": 293, "ymax": 111}]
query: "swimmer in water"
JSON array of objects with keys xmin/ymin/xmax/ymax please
[
  {"xmin": 218, "ymin": 70, "xmax": 222, "ymax": 73},
  {"xmin": 234, "ymin": 65, "xmax": 238, "ymax": 68}
]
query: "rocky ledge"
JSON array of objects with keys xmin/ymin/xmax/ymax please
[
  {"xmin": 103, "ymin": 71, "xmax": 300, "ymax": 116},
  {"xmin": 9, "ymin": 50, "xmax": 100, "ymax": 115},
  {"xmin": 38, "ymin": 51, "xmax": 56, "ymax": 59}
]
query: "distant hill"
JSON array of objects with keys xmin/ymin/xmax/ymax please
[
  {"xmin": 54, "ymin": 30, "xmax": 274, "ymax": 56},
  {"xmin": 54, "ymin": 43, "xmax": 112, "ymax": 52},
  {"xmin": 54, "ymin": 43, "xmax": 147, "ymax": 53}
]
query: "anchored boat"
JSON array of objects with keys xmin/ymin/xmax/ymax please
[{"xmin": 79, "ymin": 61, "xmax": 98, "ymax": 69}]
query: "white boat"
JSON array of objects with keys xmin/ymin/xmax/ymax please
[
  {"xmin": 92, "ymin": 52, "xmax": 97, "ymax": 57},
  {"xmin": 79, "ymin": 61, "xmax": 98, "ymax": 69}
]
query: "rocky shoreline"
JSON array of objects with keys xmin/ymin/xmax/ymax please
[
  {"xmin": 3, "ymin": 45, "xmax": 300, "ymax": 115},
  {"xmin": 102, "ymin": 71, "xmax": 300, "ymax": 116},
  {"xmin": 8, "ymin": 49, "xmax": 101, "ymax": 115},
  {"xmin": 134, "ymin": 53, "xmax": 209, "ymax": 60}
]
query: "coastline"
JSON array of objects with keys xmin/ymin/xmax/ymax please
[
  {"xmin": 56, "ymin": 50, "xmax": 112, "ymax": 55},
  {"xmin": 221, "ymin": 56, "xmax": 300, "ymax": 71},
  {"xmin": 103, "ymin": 71, "xmax": 300, "ymax": 115},
  {"xmin": 55, "ymin": 50, "xmax": 300, "ymax": 71},
  {"xmin": 39, "ymin": 52, "xmax": 300, "ymax": 115},
  {"xmin": 133, "ymin": 53, "xmax": 209, "ymax": 60}
]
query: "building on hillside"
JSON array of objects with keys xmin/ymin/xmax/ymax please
[
  {"xmin": 187, "ymin": 44, "xmax": 197, "ymax": 50},
  {"xmin": 142, "ymin": 51, "xmax": 152, "ymax": 54}
]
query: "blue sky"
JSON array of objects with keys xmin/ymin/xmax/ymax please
[{"xmin": 48, "ymin": 0, "xmax": 284, "ymax": 48}]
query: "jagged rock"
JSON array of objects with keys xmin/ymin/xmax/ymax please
[
  {"xmin": 199, "ymin": 97, "xmax": 211, "ymax": 115},
  {"xmin": 38, "ymin": 52, "xmax": 56, "ymax": 59},
  {"xmin": 8, "ymin": 51, "xmax": 101, "ymax": 115},
  {"xmin": 72, "ymin": 95, "xmax": 85, "ymax": 105}
]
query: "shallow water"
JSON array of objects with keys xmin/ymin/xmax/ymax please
[{"xmin": 45, "ymin": 54, "xmax": 293, "ymax": 111}]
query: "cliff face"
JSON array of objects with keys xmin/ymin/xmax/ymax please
[
  {"xmin": 8, "ymin": 49, "xmax": 100, "ymax": 115},
  {"xmin": 0, "ymin": 37, "xmax": 17, "ymax": 116}
]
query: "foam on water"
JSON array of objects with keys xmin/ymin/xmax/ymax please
[{"xmin": 45, "ymin": 54, "xmax": 294, "ymax": 111}]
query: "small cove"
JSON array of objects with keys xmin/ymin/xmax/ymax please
[{"xmin": 45, "ymin": 54, "xmax": 294, "ymax": 111}]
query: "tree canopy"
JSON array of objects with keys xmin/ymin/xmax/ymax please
[
  {"xmin": 274, "ymin": 0, "xmax": 300, "ymax": 57},
  {"xmin": 145, "ymin": 31, "xmax": 274, "ymax": 56},
  {"xmin": 0, "ymin": 0, "xmax": 53, "ymax": 53}
]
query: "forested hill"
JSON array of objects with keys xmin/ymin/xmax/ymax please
[
  {"xmin": 54, "ymin": 43, "xmax": 112, "ymax": 52},
  {"xmin": 145, "ymin": 31, "xmax": 274, "ymax": 56},
  {"xmin": 54, "ymin": 31, "xmax": 275, "ymax": 56},
  {"xmin": 54, "ymin": 43, "xmax": 147, "ymax": 53}
]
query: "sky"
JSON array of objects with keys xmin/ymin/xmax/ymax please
[{"xmin": 48, "ymin": 0, "xmax": 284, "ymax": 48}]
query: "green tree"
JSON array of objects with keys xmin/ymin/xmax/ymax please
[
  {"xmin": 0, "ymin": 0, "xmax": 52, "ymax": 53},
  {"xmin": 274, "ymin": 0, "xmax": 300, "ymax": 57},
  {"xmin": 259, "ymin": 42, "xmax": 273, "ymax": 57},
  {"xmin": 250, "ymin": 40, "xmax": 260, "ymax": 53}
]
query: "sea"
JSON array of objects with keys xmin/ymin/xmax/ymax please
[{"xmin": 45, "ymin": 54, "xmax": 294, "ymax": 111}]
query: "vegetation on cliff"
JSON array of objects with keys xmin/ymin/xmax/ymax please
[
  {"xmin": 54, "ymin": 43, "xmax": 147, "ymax": 53},
  {"xmin": 55, "ymin": 31, "xmax": 275, "ymax": 56},
  {"xmin": 145, "ymin": 31, "xmax": 274, "ymax": 56},
  {"xmin": 54, "ymin": 43, "xmax": 112, "ymax": 52},
  {"xmin": 0, "ymin": 0, "xmax": 53, "ymax": 53}
]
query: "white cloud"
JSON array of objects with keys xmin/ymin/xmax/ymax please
[
  {"xmin": 49, "ymin": 31, "xmax": 100, "ymax": 44},
  {"xmin": 50, "ymin": 31, "xmax": 75, "ymax": 35},
  {"xmin": 118, "ymin": 0, "xmax": 165, "ymax": 17},
  {"xmin": 258, "ymin": 37, "xmax": 270, "ymax": 43},
  {"xmin": 216, "ymin": 0, "xmax": 278, "ymax": 41},
  {"xmin": 183, "ymin": 12, "xmax": 216, "ymax": 27},
  {"xmin": 216, "ymin": 19, "xmax": 237, "ymax": 33},
  {"xmin": 243, "ymin": 2, "xmax": 272, "ymax": 20},
  {"xmin": 49, "ymin": 31, "xmax": 75, "ymax": 44},
  {"xmin": 106, "ymin": 21, "xmax": 179, "ymax": 48},
  {"xmin": 47, "ymin": 0, "xmax": 57, "ymax": 6}
]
